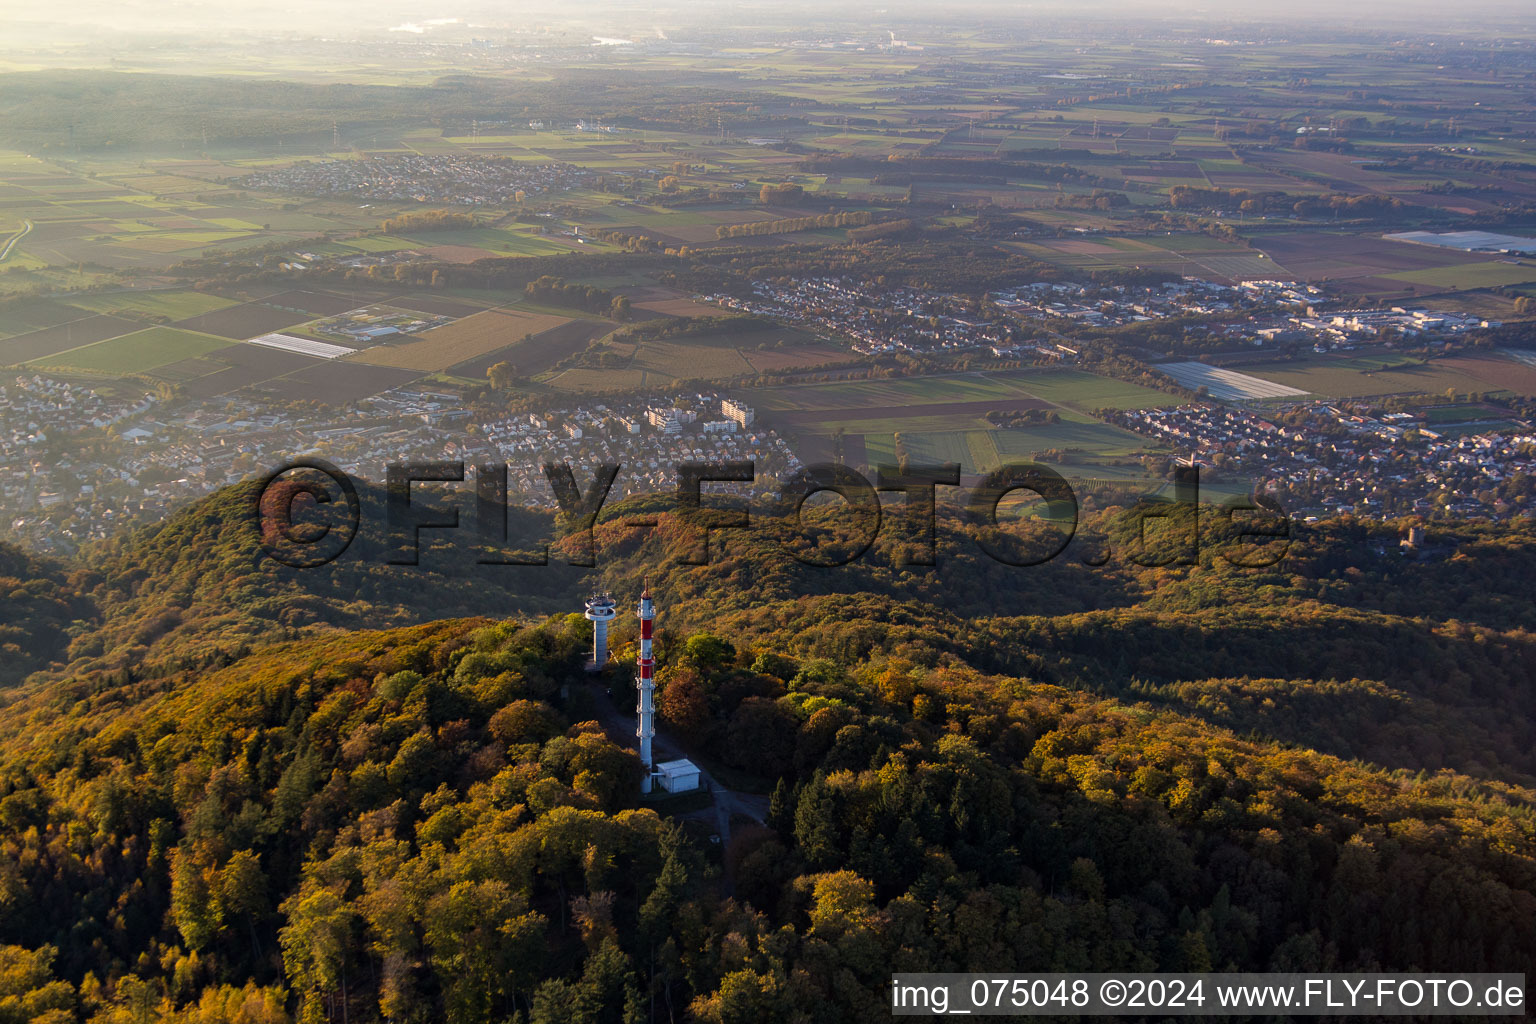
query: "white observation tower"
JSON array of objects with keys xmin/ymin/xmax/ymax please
[{"xmin": 584, "ymin": 592, "xmax": 617, "ymax": 671}]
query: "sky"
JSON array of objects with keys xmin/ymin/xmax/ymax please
[{"xmin": 2, "ymin": 0, "xmax": 1532, "ymax": 55}]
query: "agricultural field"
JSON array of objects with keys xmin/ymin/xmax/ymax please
[
  {"xmin": 6, "ymin": 277, "xmax": 822, "ymax": 400},
  {"xmin": 261, "ymin": 289, "xmax": 383, "ymax": 317},
  {"xmin": 390, "ymin": 294, "xmax": 497, "ymax": 318},
  {"xmin": 349, "ymin": 308, "xmax": 573, "ymax": 371},
  {"xmin": 753, "ymin": 374, "xmax": 1025, "ymax": 413},
  {"xmin": 0, "ymin": 314, "xmax": 141, "ymax": 363},
  {"xmin": 0, "ymin": 151, "xmax": 322, "ymax": 284},
  {"xmin": 542, "ymin": 339, "xmax": 753, "ymax": 391},
  {"xmin": 621, "ymin": 287, "xmax": 729, "ymax": 319},
  {"xmin": 0, "ymin": 144, "xmax": 617, "ymax": 292},
  {"xmin": 740, "ymin": 340, "xmax": 855, "ymax": 374},
  {"xmin": 985, "ymin": 368, "xmax": 1174, "ymax": 413},
  {"xmin": 3, "ymin": 27, "xmax": 1536, "ymax": 305},
  {"xmin": 246, "ymin": 360, "xmax": 423, "ymax": 404},
  {"xmin": 159, "ymin": 343, "xmax": 415, "ymax": 401},
  {"xmin": 752, "ymin": 368, "xmax": 1169, "ymax": 417},
  {"xmin": 1383, "ymin": 261, "xmax": 1536, "ymax": 292},
  {"xmin": 173, "ymin": 302, "xmax": 314, "ymax": 340},
  {"xmin": 1435, "ymin": 355, "xmax": 1536, "ymax": 397},
  {"xmin": 860, "ymin": 420, "xmax": 1153, "ymax": 476},
  {"xmin": 395, "ymin": 226, "xmax": 601, "ymax": 260},
  {"xmin": 450, "ymin": 319, "xmax": 612, "ymax": 379},
  {"xmin": 63, "ymin": 290, "xmax": 240, "ymax": 320},
  {"xmin": 0, "ymin": 298, "xmax": 92, "ymax": 338},
  {"xmin": 1014, "ymin": 232, "xmax": 1288, "ymax": 283},
  {"xmin": 29, "ymin": 326, "xmax": 230, "ymax": 374},
  {"xmin": 628, "ymin": 339, "xmax": 756, "ymax": 380},
  {"xmin": 1249, "ymin": 232, "xmax": 1506, "ymax": 298},
  {"xmin": 2, "ymin": 33, "xmax": 1534, "ymax": 411},
  {"xmin": 748, "ymin": 367, "xmax": 1168, "ymax": 475},
  {"xmin": 541, "ymin": 323, "xmax": 848, "ymax": 392},
  {"xmin": 1236, "ymin": 352, "xmax": 1536, "ymax": 400},
  {"xmin": 173, "ymin": 344, "xmax": 327, "ymax": 399},
  {"xmin": 541, "ymin": 367, "xmax": 655, "ymax": 392}
]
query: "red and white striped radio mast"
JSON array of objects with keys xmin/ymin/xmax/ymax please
[{"xmin": 636, "ymin": 579, "xmax": 656, "ymax": 793}]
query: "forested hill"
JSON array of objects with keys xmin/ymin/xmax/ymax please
[
  {"xmin": 0, "ymin": 541, "xmax": 94, "ymax": 685},
  {"xmin": 0, "ymin": 485, "xmax": 1533, "ymax": 1020},
  {"xmin": 11, "ymin": 481, "xmax": 1536, "ymax": 783},
  {"xmin": 0, "ymin": 601, "xmax": 1532, "ymax": 1021},
  {"xmin": 60, "ymin": 478, "xmax": 585, "ymax": 672}
]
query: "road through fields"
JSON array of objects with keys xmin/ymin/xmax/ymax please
[{"xmin": 0, "ymin": 220, "xmax": 32, "ymax": 263}]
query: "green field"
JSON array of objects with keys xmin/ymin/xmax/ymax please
[
  {"xmin": 633, "ymin": 340, "xmax": 755, "ymax": 380},
  {"xmin": 388, "ymin": 225, "xmax": 602, "ymax": 256},
  {"xmin": 109, "ymin": 231, "xmax": 255, "ymax": 253},
  {"xmin": 989, "ymin": 368, "xmax": 1173, "ymax": 412},
  {"xmin": 32, "ymin": 326, "xmax": 231, "ymax": 373},
  {"xmin": 754, "ymin": 374, "xmax": 1019, "ymax": 411},
  {"xmin": 796, "ymin": 411, "xmax": 993, "ymax": 434},
  {"xmin": 751, "ymin": 368, "xmax": 1166, "ymax": 474},
  {"xmin": 752, "ymin": 368, "xmax": 1171, "ymax": 415},
  {"xmin": 542, "ymin": 324, "xmax": 844, "ymax": 391},
  {"xmin": 858, "ymin": 419, "xmax": 1153, "ymax": 475},
  {"xmin": 1016, "ymin": 234, "xmax": 1290, "ymax": 280},
  {"xmin": 65, "ymin": 290, "xmax": 240, "ymax": 320},
  {"xmin": 1386, "ymin": 261, "xmax": 1536, "ymax": 290},
  {"xmin": 337, "ymin": 234, "xmax": 421, "ymax": 253}
]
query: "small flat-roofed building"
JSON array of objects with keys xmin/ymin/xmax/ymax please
[{"xmin": 654, "ymin": 759, "xmax": 702, "ymax": 794}]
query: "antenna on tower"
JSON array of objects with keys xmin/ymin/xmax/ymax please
[{"xmin": 333, "ymin": 120, "xmax": 340, "ymax": 150}]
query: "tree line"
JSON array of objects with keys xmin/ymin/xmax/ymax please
[
  {"xmin": 714, "ymin": 211, "xmax": 873, "ymax": 239},
  {"xmin": 379, "ymin": 211, "xmax": 478, "ymax": 234}
]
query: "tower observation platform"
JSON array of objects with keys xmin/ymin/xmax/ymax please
[{"xmin": 583, "ymin": 593, "xmax": 617, "ymax": 671}]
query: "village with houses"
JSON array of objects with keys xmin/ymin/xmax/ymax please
[
  {"xmin": 0, "ymin": 374, "xmax": 798, "ymax": 553},
  {"xmin": 1113, "ymin": 401, "xmax": 1536, "ymax": 520},
  {"xmin": 236, "ymin": 154, "xmax": 597, "ymax": 206},
  {"xmin": 703, "ymin": 274, "xmax": 1501, "ymax": 362}
]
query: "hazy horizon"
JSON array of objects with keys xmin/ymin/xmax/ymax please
[{"xmin": 5, "ymin": 0, "xmax": 1535, "ymax": 58}]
